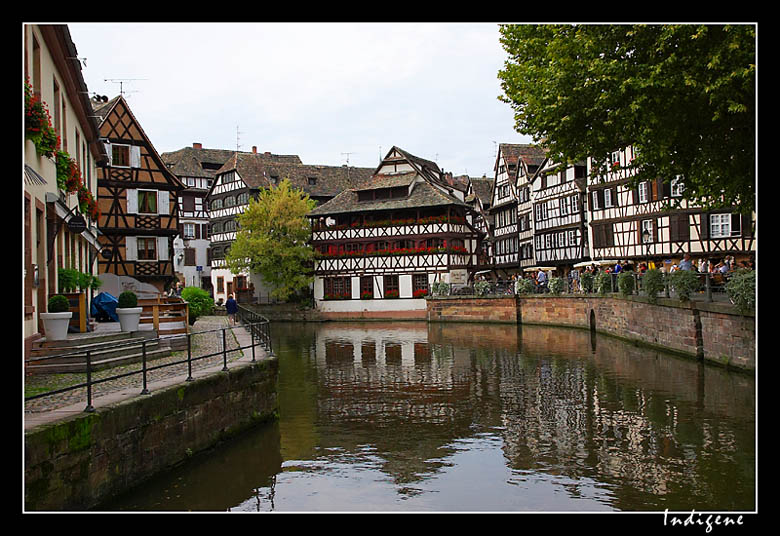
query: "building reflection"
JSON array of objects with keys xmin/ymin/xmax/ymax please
[{"xmin": 295, "ymin": 321, "xmax": 754, "ymax": 511}]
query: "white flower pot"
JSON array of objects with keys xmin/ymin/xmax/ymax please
[
  {"xmin": 40, "ymin": 312, "xmax": 72, "ymax": 341},
  {"xmin": 116, "ymin": 307, "xmax": 143, "ymax": 332}
]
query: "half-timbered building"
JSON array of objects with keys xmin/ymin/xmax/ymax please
[
  {"xmin": 464, "ymin": 175, "xmax": 494, "ymax": 267},
  {"xmin": 206, "ymin": 150, "xmax": 373, "ymax": 303},
  {"xmin": 307, "ymin": 147, "xmax": 482, "ymax": 318},
  {"xmin": 93, "ymin": 95, "xmax": 185, "ymax": 293},
  {"xmin": 161, "ymin": 143, "xmax": 277, "ymax": 292},
  {"xmin": 587, "ymin": 146, "xmax": 755, "ymax": 267},
  {"xmin": 487, "ymin": 144, "xmax": 547, "ymax": 276},
  {"xmin": 532, "ymin": 157, "xmax": 590, "ymax": 273},
  {"xmin": 514, "ymin": 145, "xmax": 546, "ymax": 271}
]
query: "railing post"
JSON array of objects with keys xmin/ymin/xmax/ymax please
[
  {"xmin": 186, "ymin": 331, "xmax": 193, "ymax": 381},
  {"xmin": 222, "ymin": 328, "xmax": 229, "ymax": 371},
  {"xmin": 141, "ymin": 339, "xmax": 149, "ymax": 394},
  {"xmin": 84, "ymin": 350, "xmax": 94, "ymax": 412},
  {"xmin": 705, "ymin": 272, "xmax": 713, "ymax": 302},
  {"xmin": 251, "ymin": 321, "xmax": 256, "ymax": 362}
]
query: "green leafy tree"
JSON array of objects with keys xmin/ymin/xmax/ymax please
[
  {"xmin": 225, "ymin": 179, "xmax": 317, "ymax": 302},
  {"xmin": 498, "ymin": 24, "xmax": 756, "ymax": 214}
]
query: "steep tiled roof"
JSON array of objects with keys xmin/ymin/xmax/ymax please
[
  {"xmin": 308, "ymin": 179, "xmax": 469, "ymax": 217},
  {"xmin": 161, "ymin": 146, "xmax": 301, "ymax": 179},
  {"xmin": 498, "ymin": 143, "xmax": 547, "ymax": 170},
  {"xmin": 468, "ymin": 177, "xmax": 494, "ymax": 205}
]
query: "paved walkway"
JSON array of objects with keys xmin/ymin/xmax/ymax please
[{"xmin": 24, "ymin": 316, "xmax": 270, "ymax": 431}]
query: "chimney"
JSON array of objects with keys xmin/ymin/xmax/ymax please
[
  {"xmin": 264, "ymin": 152, "xmax": 271, "ymax": 157},
  {"xmin": 252, "ymin": 146, "xmax": 257, "ymax": 154},
  {"xmin": 193, "ymin": 142, "xmax": 202, "ymax": 149}
]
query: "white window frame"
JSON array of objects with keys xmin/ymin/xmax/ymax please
[
  {"xmin": 592, "ymin": 191, "xmax": 600, "ymax": 211},
  {"xmin": 604, "ymin": 188, "xmax": 612, "ymax": 208},
  {"xmin": 560, "ymin": 196, "xmax": 569, "ymax": 216},
  {"xmin": 183, "ymin": 222, "xmax": 196, "ymax": 239},
  {"xmin": 671, "ymin": 176, "xmax": 685, "ymax": 197},
  {"xmin": 638, "ymin": 182, "xmax": 649, "ymax": 203},
  {"xmin": 710, "ymin": 213, "xmax": 734, "ymax": 238},
  {"xmin": 641, "ymin": 219, "xmax": 654, "ymax": 243}
]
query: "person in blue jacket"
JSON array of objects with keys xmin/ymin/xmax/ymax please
[{"xmin": 225, "ymin": 294, "xmax": 238, "ymax": 325}]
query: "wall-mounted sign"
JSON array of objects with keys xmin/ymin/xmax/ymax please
[
  {"xmin": 449, "ymin": 269, "xmax": 467, "ymax": 285},
  {"xmin": 67, "ymin": 214, "xmax": 87, "ymax": 233},
  {"xmin": 100, "ymin": 247, "xmax": 114, "ymax": 260}
]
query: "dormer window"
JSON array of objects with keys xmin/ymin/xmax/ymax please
[{"xmin": 308, "ymin": 177, "xmax": 317, "ymax": 185}]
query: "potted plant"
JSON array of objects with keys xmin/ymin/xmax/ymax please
[
  {"xmin": 116, "ymin": 290, "xmax": 142, "ymax": 332},
  {"xmin": 40, "ymin": 295, "xmax": 72, "ymax": 341}
]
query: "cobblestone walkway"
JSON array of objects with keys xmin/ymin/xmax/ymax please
[{"xmin": 24, "ymin": 316, "xmax": 250, "ymax": 414}]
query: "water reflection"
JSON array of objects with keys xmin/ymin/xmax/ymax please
[{"xmin": 101, "ymin": 321, "xmax": 755, "ymax": 512}]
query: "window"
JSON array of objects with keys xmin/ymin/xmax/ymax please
[
  {"xmin": 217, "ymin": 276, "xmax": 224, "ymax": 293},
  {"xmin": 112, "ymin": 144, "xmax": 130, "ymax": 167},
  {"xmin": 224, "ymin": 196, "xmax": 235, "ymax": 207},
  {"xmin": 384, "ymin": 275, "xmax": 399, "ymax": 297},
  {"xmin": 611, "ymin": 150, "xmax": 621, "ymax": 166},
  {"xmin": 183, "ymin": 223, "xmax": 195, "ymax": 239},
  {"xmin": 210, "ymin": 198, "xmax": 223, "ymax": 210},
  {"xmin": 604, "ymin": 188, "xmax": 612, "ymax": 208},
  {"xmin": 308, "ymin": 177, "xmax": 317, "ymax": 185},
  {"xmin": 184, "ymin": 248, "xmax": 196, "ymax": 266},
  {"xmin": 710, "ymin": 213, "xmax": 739, "ymax": 238},
  {"xmin": 413, "ymin": 274, "xmax": 429, "ymax": 296},
  {"xmin": 137, "ymin": 237, "xmax": 157, "ymax": 260},
  {"xmin": 324, "ymin": 277, "xmax": 352, "ymax": 299},
  {"xmin": 237, "ymin": 192, "xmax": 249, "ymax": 205},
  {"xmin": 360, "ymin": 276, "xmax": 373, "ymax": 298},
  {"xmin": 671, "ymin": 176, "xmax": 685, "ymax": 197},
  {"xmin": 638, "ymin": 182, "xmax": 649, "ymax": 203},
  {"xmin": 641, "ymin": 220, "xmax": 654, "ymax": 243},
  {"xmin": 560, "ymin": 196, "xmax": 569, "ymax": 215},
  {"xmin": 138, "ymin": 190, "xmax": 157, "ymax": 214},
  {"xmin": 591, "ymin": 191, "xmax": 600, "ymax": 211}
]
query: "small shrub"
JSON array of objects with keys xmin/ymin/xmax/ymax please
[
  {"xmin": 431, "ymin": 282, "xmax": 450, "ymax": 296},
  {"xmin": 474, "ymin": 280, "xmax": 491, "ymax": 296},
  {"xmin": 642, "ymin": 269, "xmax": 665, "ymax": 303},
  {"xmin": 726, "ymin": 269, "xmax": 755, "ymax": 314},
  {"xmin": 181, "ymin": 286, "xmax": 214, "ymax": 325},
  {"xmin": 580, "ymin": 272, "xmax": 594, "ymax": 293},
  {"xmin": 596, "ymin": 271, "xmax": 613, "ymax": 295},
  {"xmin": 617, "ymin": 271, "xmax": 635, "ymax": 296},
  {"xmin": 516, "ymin": 278, "xmax": 536, "ymax": 294},
  {"xmin": 669, "ymin": 270, "xmax": 701, "ymax": 302},
  {"xmin": 117, "ymin": 290, "xmax": 138, "ymax": 309},
  {"xmin": 47, "ymin": 294, "xmax": 70, "ymax": 313},
  {"xmin": 548, "ymin": 277, "xmax": 565, "ymax": 295}
]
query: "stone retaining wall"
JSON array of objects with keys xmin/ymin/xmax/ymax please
[
  {"xmin": 24, "ymin": 357, "xmax": 279, "ymax": 511},
  {"xmin": 426, "ymin": 295, "xmax": 755, "ymax": 371}
]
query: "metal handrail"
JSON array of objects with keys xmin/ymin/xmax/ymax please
[{"xmin": 25, "ymin": 315, "xmax": 272, "ymax": 413}]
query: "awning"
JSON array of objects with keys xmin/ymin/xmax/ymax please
[
  {"xmin": 523, "ymin": 266, "xmax": 556, "ymax": 272},
  {"xmin": 24, "ymin": 164, "xmax": 47, "ymax": 185}
]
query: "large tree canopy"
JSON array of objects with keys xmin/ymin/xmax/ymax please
[
  {"xmin": 225, "ymin": 179, "xmax": 317, "ymax": 301},
  {"xmin": 498, "ymin": 24, "xmax": 756, "ymax": 214}
]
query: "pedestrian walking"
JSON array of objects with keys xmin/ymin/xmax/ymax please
[
  {"xmin": 536, "ymin": 269, "xmax": 548, "ymax": 293},
  {"xmin": 679, "ymin": 253, "xmax": 693, "ymax": 271},
  {"xmin": 225, "ymin": 294, "xmax": 238, "ymax": 325}
]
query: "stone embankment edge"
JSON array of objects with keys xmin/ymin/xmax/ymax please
[{"xmin": 24, "ymin": 353, "xmax": 279, "ymax": 511}]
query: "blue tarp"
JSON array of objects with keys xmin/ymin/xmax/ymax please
[{"xmin": 91, "ymin": 291, "xmax": 119, "ymax": 322}]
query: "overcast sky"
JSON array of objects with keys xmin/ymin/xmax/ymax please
[{"xmin": 67, "ymin": 22, "xmax": 530, "ymax": 178}]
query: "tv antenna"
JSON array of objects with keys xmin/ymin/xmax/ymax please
[
  {"xmin": 341, "ymin": 152, "xmax": 354, "ymax": 166},
  {"xmin": 236, "ymin": 125, "xmax": 241, "ymax": 152},
  {"xmin": 104, "ymin": 78, "xmax": 147, "ymax": 97}
]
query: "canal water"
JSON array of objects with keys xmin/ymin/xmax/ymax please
[{"xmin": 100, "ymin": 321, "xmax": 755, "ymax": 512}]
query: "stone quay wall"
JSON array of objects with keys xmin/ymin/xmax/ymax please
[
  {"xmin": 25, "ymin": 357, "xmax": 279, "ymax": 511},
  {"xmin": 426, "ymin": 295, "xmax": 755, "ymax": 372}
]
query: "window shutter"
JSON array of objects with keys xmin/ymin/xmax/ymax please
[
  {"xmin": 126, "ymin": 189, "xmax": 138, "ymax": 213},
  {"xmin": 157, "ymin": 237, "xmax": 169, "ymax": 261},
  {"xmin": 130, "ymin": 146, "xmax": 141, "ymax": 168},
  {"xmin": 731, "ymin": 214, "xmax": 742, "ymax": 237},
  {"xmin": 700, "ymin": 213, "xmax": 709, "ymax": 240},
  {"xmin": 632, "ymin": 188, "xmax": 639, "ymax": 205},
  {"xmin": 158, "ymin": 190, "xmax": 170, "ymax": 215},
  {"xmin": 741, "ymin": 213, "xmax": 753, "ymax": 237},
  {"xmin": 662, "ymin": 179, "xmax": 672, "ymax": 199},
  {"xmin": 126, "ymin": 236, "xmax": 137, "ymax": 261}
]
